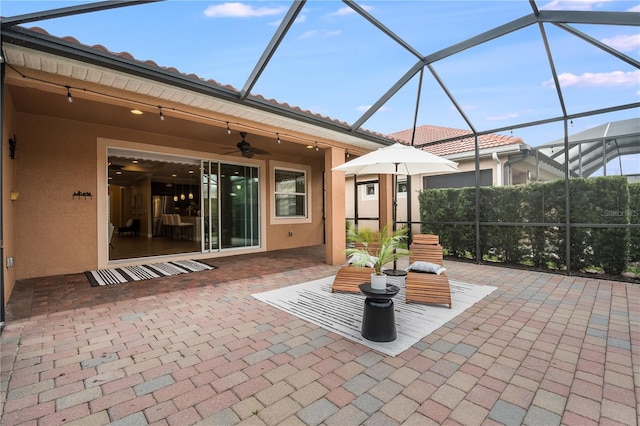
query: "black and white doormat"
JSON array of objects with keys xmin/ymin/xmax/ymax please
[
  {"xmin": 252, "ymin": 276, "xmax": 497, "ymax": 357},
  {"xmin": 85, "ymin": 260, "xmax": 215, "ymax": 286}
]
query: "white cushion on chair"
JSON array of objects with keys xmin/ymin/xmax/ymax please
[
  {"xmin": 407, "ymin": 261, "xmax": 446, "ymax": 275},
  {"xmin": 125, "ymin": 218, "xmax": 133, "ymax": 227}
]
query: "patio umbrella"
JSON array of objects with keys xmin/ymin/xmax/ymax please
[{"xmin": 333, "ymin": 143, "xmax": 459, "ymax": 273}]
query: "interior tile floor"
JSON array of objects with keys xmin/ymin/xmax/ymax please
[{"xmin": 1, "ymin": 245, "xmax": 638, "ymax": 425}]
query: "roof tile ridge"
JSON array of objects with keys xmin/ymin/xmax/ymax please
[{"xmin": 22, "ymin": 25, "xmax": 388, "ymax": 140}]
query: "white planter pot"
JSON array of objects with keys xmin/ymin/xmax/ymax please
[{"xmin": 370, "ymin": 273, "xmax": 387, "ymax": 291}]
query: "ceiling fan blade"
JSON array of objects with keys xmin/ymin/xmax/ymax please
[
  {"xmin": 250, "ymin": 147, "xmax": 271, "ymax": 155},
  {"xmin": 222, "ymin": 149, "xmax": 241, "ymax": 155}
]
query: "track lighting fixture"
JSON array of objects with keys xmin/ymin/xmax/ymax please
[
  {"xmin": 227, "ymin": 122, "xmax": 231, "ymax": 134},
  {"xmin": 277, "ymin": 133, "xmax": 281, "ymax": 144},
  {"xmin": 159, "ymin": 107, "xmax": 165, "ymax": 121},
  {"xmin": 315, "ymin": 142, "xmax": 319, "ymax": 151},
  {"xmin": 173, "ymin": 172, "xmax": 178, "ymax": 202},
  {"xmin": 346, "ymin": 149, "xmax": 350, "ymax": 158},
  {"xmin": 66, "ymin": 86, "xmax": 73, "ymax": 103}
]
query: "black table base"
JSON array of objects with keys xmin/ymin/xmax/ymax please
[{"xmin": 359, "ymin": 283, "xmax": 400, "ymax": 342}]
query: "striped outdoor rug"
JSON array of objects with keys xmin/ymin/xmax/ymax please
[
  {"xmin": 85, "ymin": 260, "xmax": 215, "ymax": 286},
  {"xmin": 252, "ymin": 276, "xmax": 496, "ymax": 357}
]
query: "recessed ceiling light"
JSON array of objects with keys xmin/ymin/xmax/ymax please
[
  {"xmin": 130, "ymin": 109, "xmax": 143, "ymax": 115},
  {"xmin": 306, "ymin": 144, "xmax": 314, "ymax": 149}
]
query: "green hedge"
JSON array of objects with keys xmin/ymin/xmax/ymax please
[{"xmin": 418, "ymin": 176, "xmax": 633, "ymax": 275}]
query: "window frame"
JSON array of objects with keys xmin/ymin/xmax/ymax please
[
  {"xmin": 362, "ymin": 182, "xmax": 378, "ymax": 200},
  {"xmin": 270, "ymin": 161, "xmax": 312, "ymax": 224}
]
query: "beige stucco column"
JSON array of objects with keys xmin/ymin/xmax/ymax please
[
  {"xmin": 325, "ymin": 147, "xmax": 346, "ymax": 265},
  {"xmin": 378, "ymin": 174, "xmax": 393, "ymax": 230}
]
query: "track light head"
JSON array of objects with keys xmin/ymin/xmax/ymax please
[
  {"xmin": 159, "ymin": 107, "xmax": 165, "ymax": 121},
  {"xmin": 226, "ymin": 122, "xmax": 231, "ymax": 135},
  {"xmin": 66, "ymin": 86, "xmax": 73, "ymax": 103}
]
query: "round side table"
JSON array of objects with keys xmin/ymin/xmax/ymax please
[{"xmin": 359, "ymin": 283, "xmax": 400, "ymax": 342}]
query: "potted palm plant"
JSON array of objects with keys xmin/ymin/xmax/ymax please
[{"xmin": 346, "ymin": 223, "xmax": 410, "ymax": 290}]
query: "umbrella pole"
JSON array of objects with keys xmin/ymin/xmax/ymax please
[{"xmin": 385, "ymin": 163, "xmax": 407, "ymax": 277}]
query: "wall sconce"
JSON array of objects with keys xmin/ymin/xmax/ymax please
[
  {"xmin": 10, "ymin": 192, "xmax": 19, "ymax": 201},
  {"xmin": 72, "ymin": 191, "xmax": 93, "ymax": 199},
  {"xmin": 8, "ymin": 135, "xmax": 17, "ymax": 159}
]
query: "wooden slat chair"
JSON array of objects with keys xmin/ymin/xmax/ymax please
[
  {"xmin": 405, "ymin": 234, "xmax": 452, "ymax": 308},
  {"xmin": 331, "ymin": 241, "xmax": 381, "ymax": 293},
  {"xmin": 331, "ymin": 265, "xmax": 375, "ymax": 293}
]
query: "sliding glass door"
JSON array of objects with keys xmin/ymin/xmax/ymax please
[
  {"xmin": 202, "ymin": 161, "xmax": 260, "ymax": 252},
  {"xmin": 202, "ymin": 161, "xmax": 219, "ymax": 251}
]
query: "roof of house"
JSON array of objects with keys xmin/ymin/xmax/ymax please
[
  {"xmin": 2, "ymin": 25, "xmax": 395, "ymax": 150},
  {"xmin": 389, "ymin": 125, "xmax": 525, "ymax": 157}
]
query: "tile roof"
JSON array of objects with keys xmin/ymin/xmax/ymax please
[
  {"xmin": 23, "ymin": 26, "xmax": 391, "ymax": 141},
  {"xmin": 389, "ymin": 125, "xmax": 524, "ymax": 156}
]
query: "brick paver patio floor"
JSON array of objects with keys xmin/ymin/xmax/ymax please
[{"xmin": 1, "ymin": 245, "xmax": 638, "ymax": 425}]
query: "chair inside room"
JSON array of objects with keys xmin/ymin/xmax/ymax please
[
  {"xmin": 118, "ymin": 218, "xmax": 140, "ymax": 236},
  {"xmin": 162, "ymin": 214, "xmax": 174, "ymax": 239},
  {"xmin": 405, "ymin": 234, "xmax": 452, "ymax": 308},
  {"xmin": 173, "ymin": 214, "xmax": 195, "ymax": 240}
]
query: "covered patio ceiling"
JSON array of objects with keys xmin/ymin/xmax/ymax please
[{"xmin": 1, "ymin": 1, "xmax": 639, "ymax": 161}]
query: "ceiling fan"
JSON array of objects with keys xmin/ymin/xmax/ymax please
[{"xmin": 224, "ymin": 132, "xmax": 271, "ymax": 158}]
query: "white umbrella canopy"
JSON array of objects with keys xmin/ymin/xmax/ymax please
[
  {"xmin": 333, "ymin": 143, "xmax": 459, "ymax": 274},
  {"xmin": 332, "ymin": 143, "xmax": 459, "ymax": 176}
]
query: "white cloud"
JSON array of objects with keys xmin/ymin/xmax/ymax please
[
  {"xmin": 331, "ymin": 4, "xmax": 374, "ymax": 16},
  {"xmin": 334, "ymin": 6, "xmax": 356, "ymax": 16},
  {"xmin": 601, "ymin": 34, "xmax": 640, "ymax": 52},
  {"xmin": 299, "ymin": 30, "xmax": 319, "ymax": 40},
  {"xmin": 298, "ymin": 29, "xmax": 341, "ymax": 40},
  {"xmin": 204, "ymin": 2, "xmax": 286, "ymax": 18},
  {"xmin": 543, "ymin": 70, "xmax": 640, "ymax": 88},
  {"xmin": 628, "ymin": 4, "xmax": 640, "ymax": 12},
  {"xmin": 486, "ymin": 113, "xmax": 518, "ymax": 121},
  {"xmin": 540, "ymin": 0, "xmax": 615, "ymax": 11}
]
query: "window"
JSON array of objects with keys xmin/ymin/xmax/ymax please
[
  {"xmin": 362, "ymin": 182, "xmax": 377, "ymax": 200},
  {"xmin": 397, "ymin": 179, "xmax": 407, "ymax": 195},
  {"xmin": 274, "ymin": 168, "xmax": 306, "ymax": 218}
]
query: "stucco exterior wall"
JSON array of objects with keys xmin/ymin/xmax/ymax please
[
  {"xmin": 14, "ymin": 113, "xmax": 98, "ymax": 279},
  {"xmin": 12, "ymin": 112, "xmax": 326, "ymax": 280},
  {"xmin": 3, "ymin": 88, "xmax": 18, "ymax": 305}
]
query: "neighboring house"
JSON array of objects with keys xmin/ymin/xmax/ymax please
[{"xmin": 345, "ymin": 125, "xmax": 565, "ymax": 233}]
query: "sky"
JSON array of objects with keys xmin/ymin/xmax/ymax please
[{"xmin": 2, "ymin": 0, "xmax": 639, "ymax": 175}]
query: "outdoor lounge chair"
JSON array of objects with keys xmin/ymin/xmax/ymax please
[
  {"xmin": 331, "ymin": 241, "xmax": 383, "ymax": 293},
  {"xmin": 331, "ymin": 265, "xmax": 375, "ymax": 294},
  {"xmin": 405, "ymin": 234, "xmax": 452, "ymax": 308}
]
